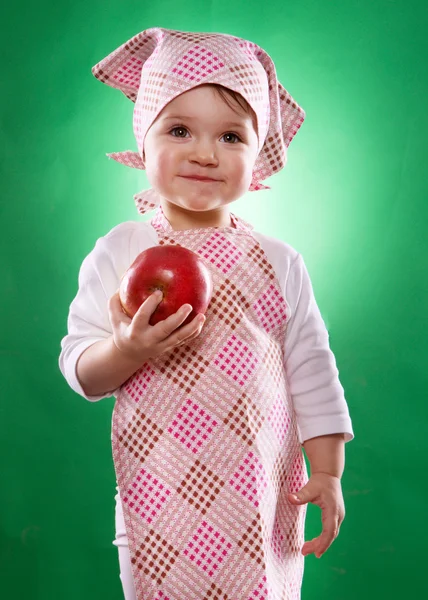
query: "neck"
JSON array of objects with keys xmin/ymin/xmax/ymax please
[{"xmin": 160, "ymin": 200, "xmax": 233, "ymax": 231}]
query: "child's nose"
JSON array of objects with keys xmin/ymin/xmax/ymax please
[{"xmin": 188, "ymin": 139, "xmax": 218, "ymax": 166}]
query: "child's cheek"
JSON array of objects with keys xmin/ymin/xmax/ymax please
[{"xmin": 145, "ymin": 151, "xmax": 169, "ymax": 186}]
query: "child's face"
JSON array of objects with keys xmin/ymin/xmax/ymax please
[{"xmin": 143, "ymin": 85, "xmax": 259, "ymax": 220}]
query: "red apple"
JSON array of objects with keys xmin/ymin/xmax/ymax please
[{"xmin": 119, "ymin": 245, "xmax": 213, "ymax": 327}]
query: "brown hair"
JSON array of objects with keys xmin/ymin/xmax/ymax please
[{"xmin": 209, "ymin": 84, "xmax": 258, "ymax": 133}]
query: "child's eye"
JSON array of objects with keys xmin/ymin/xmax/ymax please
[
  {"xmin": 168, "ymin": 127, "xmax": 242, "ymax": 143},
  {"xmin": 170, "ymin": 126, "xmax": 189, "ymax": 138},
  {"xmin": 222, "ymin": 132, "xmax": 241, "ymax": 144}
]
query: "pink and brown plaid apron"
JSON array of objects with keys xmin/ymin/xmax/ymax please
[{"xmin": 112, "ymin": 206, "xmax": 308, "ymax": 600}]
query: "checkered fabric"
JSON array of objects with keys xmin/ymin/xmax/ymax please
[
  {"xmin": 112, "ymin": 205, "xmax": 308, "ymax": 599},
  {"xmin": 92, "ymin": 27, "xmax": 306, "ymax": 214}
]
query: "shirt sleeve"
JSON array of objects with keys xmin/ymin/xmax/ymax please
[
  {"xmin": 58, "ymin": 233, "xmax": 126, "ymax": 402},
  {"xmin": 283, "ymin": 253, "xmax": 354, "ymax": 444}
]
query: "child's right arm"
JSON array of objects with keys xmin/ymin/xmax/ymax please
[
  {"xmin": 59, "ymin": 223, "xmax": 205, "ymax": 401},
  {"xmin": 76, "ymin": 289, "xmax": 205, "ymax": 397}
]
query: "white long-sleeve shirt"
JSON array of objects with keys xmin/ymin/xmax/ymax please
[{"xmin": 59, "ymin": 219, "xmax": 354, "ymax": 444}]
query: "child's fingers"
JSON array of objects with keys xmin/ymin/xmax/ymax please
[
  {"xmin": 302, "ymin": 506, "xmax": 339, "ymax": 558},
  {"xmin": 317, "ymin": 510, "xmax": 340, "ymax": 556},
  {"xmin": 131, "ymin": 290, "xmax": 165, "ymax": 327},
  {"xmin": 175, "ymin": 315, "xmax": 206, "ymax": 346},
  {"xmin": 152, "ymin": 303, "xmax": 194, "ymax": 340},
  {"xmin": 156, "ymin": 311, "xmax": 205, "ymax": 348},
  {"xmin": 287, "ymin": 481, "xmax": 316, "ymax": 505}
]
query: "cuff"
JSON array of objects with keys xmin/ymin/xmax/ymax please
[
  {"xmin": 65, "ymin": 339, "xmax": 119, "ymax": 402},
  {"xmin": 297, "ymin": 417, "xmax": 354, "ymax": 444}
]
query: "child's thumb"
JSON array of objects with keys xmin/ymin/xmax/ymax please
[{"xmin": 288, "ymin": 484, "xmax": 312, "ymax": 505}]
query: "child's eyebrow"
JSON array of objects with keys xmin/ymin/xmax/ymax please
[{"xmin": 161, "ymin": 115, "xmax": 249, "ymax": 129}]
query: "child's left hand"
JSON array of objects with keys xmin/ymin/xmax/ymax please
[{"xmin": 287, "ymin": 472, "xmax": 345, "ymax": 558}]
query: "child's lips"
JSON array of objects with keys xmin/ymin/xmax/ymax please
[{"xmin": 180, "ymin": 175, "xmax": 220, "ymax": 182}]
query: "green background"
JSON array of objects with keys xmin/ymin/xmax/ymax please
[{"xmin": 1, "ymin": 0, "xmax": 427, "ymax": 598}]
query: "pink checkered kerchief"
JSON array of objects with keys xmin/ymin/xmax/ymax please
[{"xmin": 92, "ymin": 27, "xmax": 306, "ymax": 215}]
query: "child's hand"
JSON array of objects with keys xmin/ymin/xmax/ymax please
[
  {"xmin": 287, "ymin": 472, "xmax": 345, "ymax": 558},
  {"xmin": 108, "ymin": 289, "xmax": 206, "ymax": 363}
]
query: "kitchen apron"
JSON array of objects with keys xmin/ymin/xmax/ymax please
[{"xmin": 112, "ymin": 206, "xmax": 308, "ymax": 600}]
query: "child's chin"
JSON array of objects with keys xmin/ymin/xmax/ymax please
[{"xmin": 175, "ymin": 196, "xmax": 224, "ymax": 212}]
